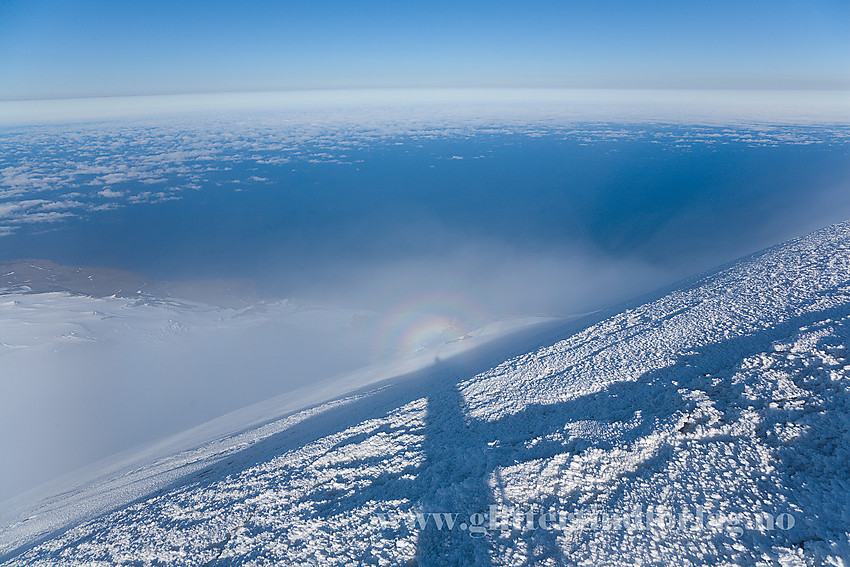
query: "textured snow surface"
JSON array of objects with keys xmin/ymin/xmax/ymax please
[{"xmin": 3, "ymin": 221, "xmax": 850, "ymax": 565}]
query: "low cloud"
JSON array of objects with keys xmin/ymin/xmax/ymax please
[{"xmin": 97, "ymin": 188, "xmax": 124, "ymax": 198}]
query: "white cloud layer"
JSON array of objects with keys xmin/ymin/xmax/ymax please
[{"xmin": 1, "ymin": 89, "xmax": 849, "ymax": 127}]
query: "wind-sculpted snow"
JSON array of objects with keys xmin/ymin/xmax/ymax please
[{"xmin": 3, "ymin": 221, "xmax": 850, "ymax": 565}]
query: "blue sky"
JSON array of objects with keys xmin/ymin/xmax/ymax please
[{"xmin": 0, "ymin": 0, "xmax": 848, "ymax": 99}]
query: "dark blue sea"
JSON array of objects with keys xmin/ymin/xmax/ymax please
[{"xmin": 2, "ymin": 129, "xmax": 849, "ymax": 315}]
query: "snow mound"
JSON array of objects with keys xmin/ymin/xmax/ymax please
[{"xmin": 3, "ymin": 221, "xmax": 850, "ymax": 565}]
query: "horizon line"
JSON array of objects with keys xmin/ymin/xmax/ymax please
[{"xmin": 4, "ymin": 85, "xmax": 850, "ymax": 104}]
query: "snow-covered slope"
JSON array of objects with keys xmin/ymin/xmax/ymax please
[{"xmin": 3, "ymin": 221, "xmax": 850, "ymax": 566}]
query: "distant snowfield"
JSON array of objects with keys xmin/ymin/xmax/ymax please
[{"xmin": 2, "ymin": 220, "xmax": 850, "ymax": 564}]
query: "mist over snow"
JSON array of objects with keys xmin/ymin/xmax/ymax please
[
  {"xmin": 0, "ymin": 89, "xmax": 849, "ymax": 503},
  {"xmin": 4, "ymin": 214, "xmax": 850, "ymax": 567}
]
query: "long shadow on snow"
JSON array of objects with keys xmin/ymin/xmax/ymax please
[
  {"xmin": 291, "ymin": 303, "xmax": 850, "ymax": 566},
  {"xmin": 0, "ymin": 315, "xmax": 603, "ymax": 565}
]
